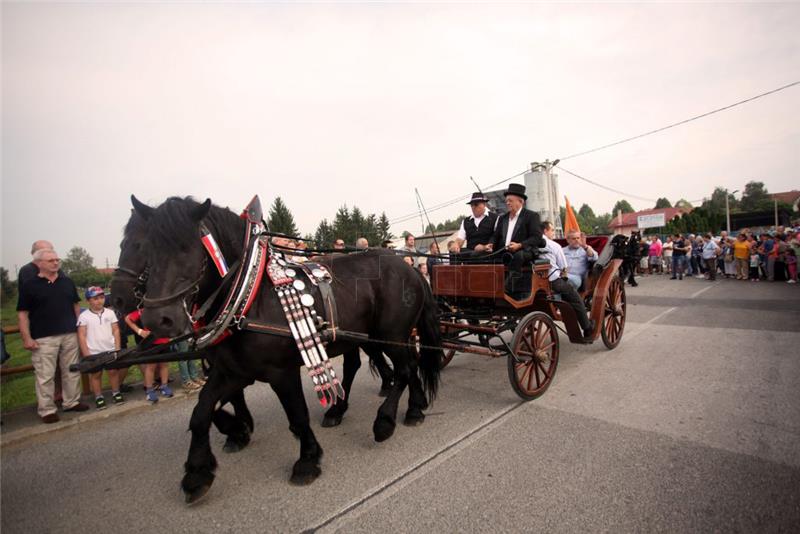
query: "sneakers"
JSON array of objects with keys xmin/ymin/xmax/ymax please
[
  {"xmin": 145, "ymin": 388, "xmax": 159, "ymax": 404},
  {"xmin": 64, "ymin": 402, "xmax": 90, "ymax": 412},
  {"xmin": 160, "ymin": 385, "xmax": 174, "ymax": 398},
  {"xmin": 95, "ymin": 396, "xmax": 107, "ymax": 410},
  {"xmin": 112, "ymin": 392, "xmax": 125, "ymax": 405},
  {"xmin": 788, "ymin": 279, "xmax": 797, "ymax": 284},
  {"xmin": 193, "ymin": 377, "xmax": 207, "ymax": 387}
]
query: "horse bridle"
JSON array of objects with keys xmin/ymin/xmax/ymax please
[{"xmin": 114, "ymin": 265, "xmax": 150, "ymax": 304}]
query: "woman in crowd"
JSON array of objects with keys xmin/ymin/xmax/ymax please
[
  {"xmin": 722, "ymin": 237, "xmax": 737, "ymax": 278},
  {"xmin": 662, "ymin": 235, "xmax": 673, "ymax": 275},
  {"xmin": 732, "ymin": 233, "xmax": 751, "ymax": 280}
]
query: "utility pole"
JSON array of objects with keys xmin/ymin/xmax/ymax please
[{"xmin": 725, "ymin": 189, "xmax": 739, "ymax": 233}]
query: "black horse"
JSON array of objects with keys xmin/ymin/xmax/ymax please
[
  {"xmin": 131, "ymin": 196, "xmax": 443, "ymax": 502},
  {"xmin": 110, "ymin": 206, "xmax": 397, "ymax": 434},
  {"xmin": 619, "ymin": 231, "xmax": 641, "ymax": 287}
]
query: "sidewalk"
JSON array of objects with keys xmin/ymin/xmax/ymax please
[{"xmin": 0, "ymin": 380, "xmax": 197, "ymax": 448}]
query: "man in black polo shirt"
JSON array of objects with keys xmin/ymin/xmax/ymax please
[{"xmin": 17, "ymin": 249, "xmax": 88, "ymax": 423}]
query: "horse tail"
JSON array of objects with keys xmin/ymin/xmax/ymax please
[{"xmin": 415, "ymin": 271, "xmax": 443, "ymax": 403}]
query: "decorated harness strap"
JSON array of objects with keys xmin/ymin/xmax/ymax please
[{"xmin": 266, "ymin": 257, "xmax": 344, "ymax": 407}]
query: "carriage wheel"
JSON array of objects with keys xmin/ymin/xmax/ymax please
[
  {"xmin": 507, "ymin": 312, "xmax": 559, "ymax": 401},
  {"xmin": 440, "ymin": 349, "xmax": 456, "ymax": 369},
  {"xmin": 601, "ymin": 276, "xmax": 626, "ymax": 350}
]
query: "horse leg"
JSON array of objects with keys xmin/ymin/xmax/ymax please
[
  {"xmin": 403, "ymin": 358, "xmax": 428, "ymax": 426},
  {"xmin": 270, "ymin": 369, "xmax": 324, "ymax": 485},
  {"xmin": 371, "ymin": 348, "xmax": 395, "ymax": 397},
  {"xmin": 372, "ymin": 345, "xmax": 412, "ymax": 442},
  {"xmin": 216, "ymin": 388, "xmax": 255, "ymax": 453},
  {"xmin": 182, "ymin": 370, "xmax": 247, "ymax": 504},
  {"xmin": 322, "ymin": 347, "xmax": 360, "ymax": 427}
]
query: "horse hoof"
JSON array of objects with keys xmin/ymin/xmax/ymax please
[
  {"xmin": 373, "ymin": 416, "xmax": 396, "ymax": 442},
  {"xmin": 403, "ymin": 412, "xmax": 425, "ymax": 427},
  {"xmin": 184, "ymin": 483, "xmax": 212, "ymax": 504},
  {"xmin": 321, "ymin": 415, "xmax": 343, "ymax": 428},
  {"xmin": 223, "ymin": 439, "xmax": 243, "ymax": 453},
  {"xmin": 290, "ymin": 460, "xmax": 321, "ymax": 485}
]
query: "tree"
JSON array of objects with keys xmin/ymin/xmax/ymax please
[
  {"xmin": 740, "ymin": 181, "xmax": 771, "ymax": 212},
  {"xmin": 1, "ymin": 267, "xmax": 16, "ymax": 301},
  {"xmin": 654, "ymin": 198, "xmax": 672, "ymax": 209},
  {"xmin": 313, "ymin": 219, "xmax": 335, "ymax": 248},
  {"xmin": 612, "ymin": 199, "xmax": 635, "ymax": 214},
  {"xmin": 377, "ymin": 212, "xmax": 392, "ymax": 241},
  {"xmin": 578, "ymin": 204, "xmax": 596, "ymax": 219},
  {"xmin": 70, "ymin": 268, "xmax": 112, "ymax": 289},
  {"xmin": 594, "ymin": 213, "xmax": 613, "ymax": 233},
  {"xmin": 675, "ymin": 198, "xmax": 693, "ymax": 209},
  {"xmin": 267, "ymin": 197, "xmax": 299, "ymax": 236},
  {"xmin": 60, "ymin": 246, "xmax": 94, "ymax": 275},
  {"xmin": 702, "ymin": 187, "xmax": 737, "ymax": 218}
]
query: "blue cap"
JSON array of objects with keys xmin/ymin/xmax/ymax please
[{"xmin": 85, "ymin": 286, "xmax": 105, "ymax": 299}]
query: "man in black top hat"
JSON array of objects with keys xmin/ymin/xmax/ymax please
[
  {"xmin": 452, "ymin": 192, "xmax": 497, "ymax": 254},
  {"xmin": 487, "ymin": 183, "xmax": 545, "ymax": 298}
]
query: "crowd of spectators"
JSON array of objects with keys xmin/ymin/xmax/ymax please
[{"xmin": 634, "ymin": 226, "xmax": 799, "ymax": 283}]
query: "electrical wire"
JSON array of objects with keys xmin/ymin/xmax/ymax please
[
  {"xmin": 559, "ymin": 80, "xmax": 800, "ymax": 161},
  {"xmin": 388, "ymin": 80, "xmax": 800, "ymax": 228}
]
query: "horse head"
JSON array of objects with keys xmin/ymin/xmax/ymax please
[
  {"xmin": 110, "ymin": 198, "xmax": 150, "ymax": 315},
  {"xmin": 135, "ymin": 196, "xmax": 242, "ymax": 337}
]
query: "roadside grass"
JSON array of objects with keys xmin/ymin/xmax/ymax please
[{"xmin": 2, "ymin": 298, "xmax": 179, "ymax": 412}]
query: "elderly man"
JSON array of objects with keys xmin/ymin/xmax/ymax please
[
  {"xmin": 355, "ymin": 237, "xmax": 369, "ymax": 249},
  {"xmin": 17, "ymin": 249, "xmax": 88, "ymax": 423},
  {"xmin": 18, "ymin": 240, "xmax": 59, "ymax": 289},
  {"xmin": 562, "ymin": 230, "xmax": 598, "ymax": 290},
  {"xmin": 542, "ymin": 222, "xmax": 594, "ymax": 338},
  {"xmin": 452, "ymin": 192, "xmax": 497, "ymax": 254},
  {"xmin": 487, "ymin": 183, "xmax": 544, "ymax": 298}
]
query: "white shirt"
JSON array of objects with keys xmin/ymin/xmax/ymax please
[
  {"xmin": 456, "ymin": 214, "xmax": 489, "ymax": 242},
  {"xmin": 77, "ymin": 307, "xmax": 118, "ymax": 354},
  {"xmin": 504, "ymin": 211, "xmax": 520, "ymax": 247},
  {"xmin": 542, "ymin": 236, "xmax": 568, "ymax": 281},
  {"xmin": 562, "ymin": 245, "xmax": 598, "ymax": 280}
]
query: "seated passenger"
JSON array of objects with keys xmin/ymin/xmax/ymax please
[
  {"xmin": 485, "ymin": 183, "xmax": 545, "ymax": 299},
  {"xmin": 541, "ymin": 222, "xmax": 595, "ymax": 339},
  {"xmin": 451, "ymin": 192, "xmax": 498, "ymax": 255},
  {"xmin": 562, "ymin": 230, "xmax": 598, "ymax": 290}
]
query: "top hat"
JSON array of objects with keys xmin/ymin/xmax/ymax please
[
  {"xmin": 466, "ymin": 192, "xmax": 489, "ymax": 204},
  {"xmin": 503, "ymin": 183, "xmax": 527, "ymax": 200}
]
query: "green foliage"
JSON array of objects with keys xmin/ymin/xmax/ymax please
[
  {"xmin": 267, "ymin": 197, "xmax": 299, "ymax": 236},
  {"xmin": 69, "ymin": 268, "xmax": 112, "ymax": 289},
  {"xmin": 702, "ymin": 187, "xmax": 738, "ymax": 216},
  {"xmin": 315, "ymin": 205, "xmax": 387, "ymax": 247},
  {"xmin": 675, "ymin": 199, "xmax": 693, "ymax": 209},
  {"xmin": 654, "ymin": 197, "xmax": 672, "ymax": 209},
  {"xmin": 60, "ymin": 246, "xmax": 94, "ymax": 275},
  {"xmin": 739, "ymin": 181, "xmax": 771, "ymax": 212},
  {"xmin": 612, "ymin": 199, "xmax": 635, "ymax": 214},
  {"xmin": 578, "ymin": 204, "xmax": 595, "ymax": 219},
  {"xmin": 1, "ymin": 267, "xmax": 16, "ymax": 301},
  {"xmin": 664, "ymin": 206, "xmax": 724, "ymax": 235}
]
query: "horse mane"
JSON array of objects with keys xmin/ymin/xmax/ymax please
[{"xmin": 149, "ymin": 197, "xmax": 244, "ymax": 259}]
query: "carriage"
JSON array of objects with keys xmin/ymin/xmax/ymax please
[{"xmin": 431, "ymin": 235, "xmax": 627, "ymax": 401}]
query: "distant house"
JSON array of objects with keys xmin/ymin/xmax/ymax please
[
  {"xmin": 769, "ymin": 190, "xmax": 800, "ymax": 212},
  {"xmin": 607, "ymin": 207, "xmax": 689, "ymax": 235}
]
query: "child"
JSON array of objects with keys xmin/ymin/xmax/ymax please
[
  {"xmin": 77, "ymin": 287, "xmax": 123, "ymax": 409},
  {"xmin": 124, "ymin": 309, "xmax": 174, "ymax": 403},
  {"xmin": 786, "ymin": 249, "xmax": 797, "ymax": 284},
  {"xmin": 749, "ymin": 252, "xmax": 761, "ymax": 282}
]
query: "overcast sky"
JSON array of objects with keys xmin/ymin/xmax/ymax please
[{"xmin": 3, "ymin": 2, "xmax": 799, "ymax": 275}]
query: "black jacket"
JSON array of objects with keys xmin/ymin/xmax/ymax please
[{"xmin": 491, "ymin": 208, "xmax": 545, "ymax": 253}]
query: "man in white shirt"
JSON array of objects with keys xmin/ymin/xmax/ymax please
[
  {"xmin": 541, "ymin": 222, "xmax": 594, "ymax": 338},
  {"xmin": 562, "ymin": 230, "xmax": 598, "ymax": 290},
  {"xmin": 452, "ymin": 192, "xmax": 497, "ymax": 254}
]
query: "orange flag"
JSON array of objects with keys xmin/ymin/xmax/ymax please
[{"xmin": 564, "ymin": 196, "xmax": 580, "ymax": 234}]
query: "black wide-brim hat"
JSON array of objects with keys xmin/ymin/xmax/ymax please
[
  {"xmin": 503, "ymin": 183, "xmax": 527, "ymax": 200},
  {"xmin": 466, "ymin": 192, "xmax": 490, "ymax": 204}
]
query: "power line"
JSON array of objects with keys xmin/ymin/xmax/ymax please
[
  {"xmin": 389, "ymin": 80, "xmax": 800, "ymax": 227},
  {"xmin": 560, "ymin": 80, "xmax": 800, "ymax": 161}
]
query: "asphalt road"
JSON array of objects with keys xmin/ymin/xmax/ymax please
[{"xmin": 2, "ymin": 275, "xmax": 799, "ymax": 533}]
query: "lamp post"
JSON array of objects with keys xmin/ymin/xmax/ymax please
[{"xmin": 725, "ymin": 189, "xmax": 739, "ymax": 233}]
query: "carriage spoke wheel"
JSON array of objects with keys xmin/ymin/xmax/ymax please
[
  {"xmin": 507, "ymin": 312, "xmax": 559, "ymax": 401},
  {"xmin": 601, "ymin": 276, "xmax": 626, "ymax": 350}
]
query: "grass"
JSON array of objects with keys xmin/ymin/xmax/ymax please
[{"xmin": 1, "ymin": 297, "xmax": 179, "ymax": 412}]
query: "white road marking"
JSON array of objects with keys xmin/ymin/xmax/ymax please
[{"xmin": 690, "ymin": 281, "xmax": 719, "ymax": 299}]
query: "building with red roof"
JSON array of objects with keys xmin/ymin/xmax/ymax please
[{"xmin": 607, "ymin": 207, "xmax": 689, "ymax": 235}]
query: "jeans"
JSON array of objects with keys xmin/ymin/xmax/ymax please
[
  {"xmin": 704, "ymin": 258, "xmax": 717, "ymax": 280},
  {"xmin": 178, "ymin": 360, "xmax": 200, "ymax": 383},
  {"xmin": 672, "ymin": 255, "xmax": 687, "ymax": 276}
]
